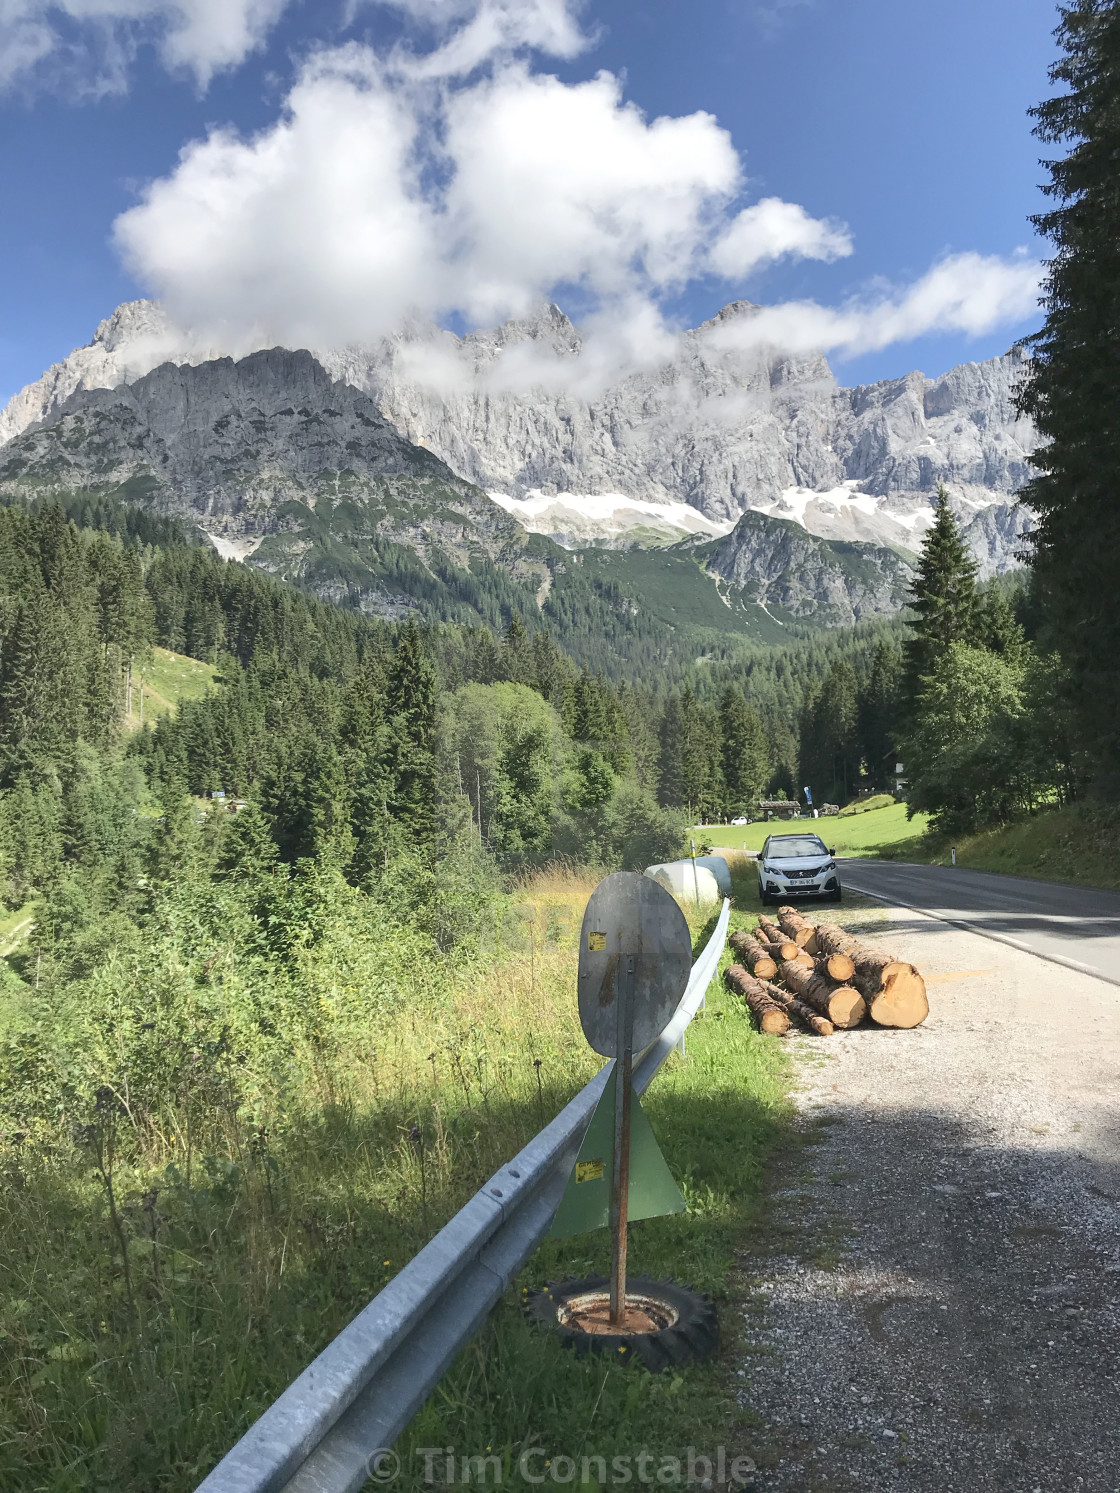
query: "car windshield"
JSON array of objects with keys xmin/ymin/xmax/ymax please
[{"xmin": 767, "ymin": 837, "xmax": 828, "ymax": 859}]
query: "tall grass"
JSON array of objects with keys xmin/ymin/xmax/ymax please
[{"xmin": 0, "ymin": 862, "xmax": 791, "ymax": 1491}]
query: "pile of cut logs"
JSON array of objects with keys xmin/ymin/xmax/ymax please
[{"xmin": 723, "ymin": 904, "xmax": 928, "ymax": 1036}]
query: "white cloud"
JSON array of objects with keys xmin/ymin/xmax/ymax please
[
  {"xmin": 116, "ymin": 46, "xmax": 441, "ymax": 349},
  {"xmin": 105, "ymin": 1, "xmax": 1040, "ymax": 393},
  {"xmin": 704, "ymin": 251, "xmax": 1042, "ymax": 360},
  {"xmin": 374, "ymin": 0, "xmax": 591, "ymax": 77},
  {"xmin": 0, "ymin": 0, "xmax": 290, "ymax": 92},
  {"xmin": 114, "ymin": 34, "xmax": 855, "ymax": 371},
  {"xmin": 710, "ymin": 197, "xmax": 852, "ymax": 277},
  {"xmin": 443, "ymin": 67, "xmax": 740, "ymax": 320}
]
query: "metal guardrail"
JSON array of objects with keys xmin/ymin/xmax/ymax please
[{"xmin": 197, "ymin": 898, "xmax": 731, "ymax": 1493}]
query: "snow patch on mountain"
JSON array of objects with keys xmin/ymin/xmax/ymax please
[
  {"xmin": 487, "ymin": 489, "xmax": 736, "ymax": 547},
  {"xmin": 206, "ymin": 533, "xmax": 265, "ymax": 563}
]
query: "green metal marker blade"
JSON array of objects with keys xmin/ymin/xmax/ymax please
[{"xmin": 549, "ymin": 1067, "xmax": 685, "ymax": 1238}]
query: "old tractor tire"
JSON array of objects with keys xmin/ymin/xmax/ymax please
[{"xmin": 524, "ymin": 1273, "xmax": 719, "ymax": 1372}]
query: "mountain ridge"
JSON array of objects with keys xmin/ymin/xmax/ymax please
[
  {"xmin": 0, "ymin": 298, "xmax": 1037, "ymax": 575},
  {"xmin": 0, "ymin": 346, "xmax": 556, "ymax": 622},
  {"xmin": 0, "ymin": 343, "xmax": 929, "ymax": 654}
]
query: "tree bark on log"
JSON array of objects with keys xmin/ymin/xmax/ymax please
[
  {"xmin": 813, "ymin": 924, "xmax": 863, "ymax": 959},
  {"xmin": 778, "ymin": 960, "xmax": 866, "ymax": 1028},
  {"xmin": 724, "ymin": 964, "xmax": 791, "ymax": 1034},
  {"xmin": 758, "ymin": 978, "xmax": 834, "ymax": 1036},
  {"xmin": 728, "ymin": 928, "xmax": 778, "ymax": 981},
  {"xmin": 777, "ymin": 906, "xmax": 817, "ymax": 951},
  {"xmin": 755, "ymin": 916, "xmax": 802, "ymax": 962}
]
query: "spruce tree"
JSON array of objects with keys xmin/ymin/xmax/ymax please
[
  {"xmin": 617, "ymin": 681, "xmax": 660, "ymax": 792},
  {"xmin": 216, "ymin": 802, "xmax": 279, "ymax": 879},
  {"xmin": 800, "ymin": 661, "xmax": 860, "ymax": 805},
  {"xmin": 977, "ymin": 586, "xmax": 1027, "ymax": 663},
  {"xmin": 656, "ymin": 691, "xmax": 687, "ymax": 809},
  {"xmin": 720, "ymin": 686, "xmax": 769, "ymax": 816},
  {"xmin": 386, "ymin": 619, "xmax": 438, "ymax": 843},
  {"xmin": 1017, "ymin": 0, "xmax": 1120, "ymax": 779},
  {"xmin": 901, "ymin": 486, "xmax": 979, "ymax": 711},
  {"xmin": 679, "ymin": 686, "xmax": 721, "ymax": 822},
  {"xmin": 501, "ymin": 612, "xmax": 535, "ymax": 686},
  {"xmin": 339, "ymin": 656, "xmax": 393, "ymax": 877},
  {"xmin": 858, "ymin": 641, "xmax": 902, "ymax": 786}
]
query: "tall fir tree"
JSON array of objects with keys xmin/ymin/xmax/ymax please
[
  {"xmin": 656, "ymin": 691, "xmax": 687, "ymax": 809},
  {"xmin": 977, "ymin": 586, "xmax": 1027, "ymax": 664},
  {"xmin": 679, "ymin": 686, "xmax": 721, "ymax": 822},
  {"xmin": 501, "ymin": 612, "xmax": 535, "ymax": 687},
  {"xmin": 386, "ymin": 619, "xmax": 438, "ymax": 843},
  {"xmin": 1017, "ymin": 0, "xmax": 1120, "ymax": 781},
  {"xmin": 901, "ymin": 486, "xmax": 979, "ymax": 713},
  {"xmin": 800, "ymin": 660, "xmax": 860, "ymax": 805},
  {"xmin": 857, "ymin": 640, "xmax": 902, "ymax": 786},
  {"xmin": 720, "ymin": 686, "xmax": 769, "ymax": 816}
]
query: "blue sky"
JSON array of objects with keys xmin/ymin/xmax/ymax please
[{"xmin": 0, "ymin": 0, "xmax": 1060, "ymax": 406}]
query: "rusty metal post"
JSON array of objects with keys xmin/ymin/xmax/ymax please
[{"xmin": 609, "ymin": 954, "xmax": 635, "ymax": 1325}]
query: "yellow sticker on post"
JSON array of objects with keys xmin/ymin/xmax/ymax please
[
  {"xmin": 587, "ymin": 931, "xmax": 607, "ymax": 951},
  {"xmin": 575, "ymin": 1159, "xmax": 606, "ymax": 1183}
]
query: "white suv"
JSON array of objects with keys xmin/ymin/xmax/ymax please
[{"xmin": 757, "ymin": 832, "xmax": 841, "ymax": 906}]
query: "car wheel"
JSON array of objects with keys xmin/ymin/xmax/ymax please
[
  {"xmin": 758, "ymin": 884, "xmax": 771, "ymax": 906},
  {"xmin": 832, "ymin": 890, "xmax": 843, "ymax": 904}
]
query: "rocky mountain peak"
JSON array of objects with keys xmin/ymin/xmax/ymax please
[{"xmin": 90, "ymin": 299, "xmax": 175, "ymax": 354}]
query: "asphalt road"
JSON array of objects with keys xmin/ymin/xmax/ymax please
[{"xmin": 839, "ymin": 858, "xmax": 1120, "ymax": 986}]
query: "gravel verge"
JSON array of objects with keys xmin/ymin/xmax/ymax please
[{"xmin": 733, "ymin": 897, "xmax": 1120, "ymax": 1493}]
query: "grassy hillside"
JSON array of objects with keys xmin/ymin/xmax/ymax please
[
  {"xmin": 698, "ymin": 801, "xmax": 931, "ymax": 858},
  {"xmin": 887, "ymin": 803, "xmax": 1120, "ymax": 892},
  {"xmin": 124, "ymin": 646, "xmax": 221, "ymax": 728}
]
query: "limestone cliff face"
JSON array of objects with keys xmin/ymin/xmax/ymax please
[
  {"xmin": 0, "ymin": 299, "xmax": 1037, "ymax": 576},
  {"xmin": 696, "ymin": 511, "xmax": 915, "ymax": 628},
  {"xmin": 0, "ymin": 348, "xmax": 551, "ymax": 615},
  {"xmin": 0, "ymin": 300, "xmax": 1040, "ymax": 627}
]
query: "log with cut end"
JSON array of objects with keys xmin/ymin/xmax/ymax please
[
  {"xmin": 755, "ymin": 916, "xmax": 802, "ymax": 962},
  {"xmin": 728, "ymin": 927, "xmax": 778, "ymax": 980},
  {"xmin": 724, "ymin": 964, "xmax": 791, "ymax": 1034},
  {"xmin": 757, "ymin": 931, "xmax": 812, "ymax": 966},
  {"xmin": 815, "ymin": 948, "xmax": 855, "ymax": 982},
  {"xmin": 779, "ymin": 960, "xmax": 866, "ymax": 1029},
  {"xmin": 777, "ymin": 905, "xmax": 817, "ymax": 951},
  {"xmin": 854, "ymin": 956, "xmax": 929, "ymax": 1029},
  {"xmin": 758, "ymin": 978, "xmax": 834, "ymax": 1036},
  {"xmin": 761, "ymin": 933, "xmax": 805, "ymax": 964},
  {"xmin": 813, "ymin": 926, "xmax": 928, "ymax": 1028}
]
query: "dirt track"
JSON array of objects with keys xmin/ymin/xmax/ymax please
[{"xmin": 736, "ymin": 897, "xmax": 1120, "ymax": 1493}]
